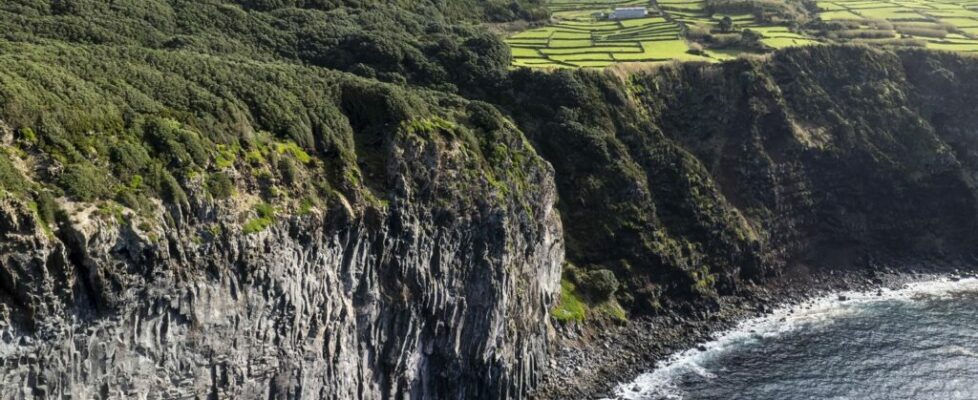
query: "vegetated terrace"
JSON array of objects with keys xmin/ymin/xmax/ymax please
[
  {"xmin": 815, "ymin": 0, "xmax": 978, "ymax": 52},
  {"xmin": 506, "ymin": 0, "xmax": 978, "ymax": 68}
]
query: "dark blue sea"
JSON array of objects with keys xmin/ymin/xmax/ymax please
[{"xmin": 612, "ymin": 278, "xmax": 978, "ymax": 400}]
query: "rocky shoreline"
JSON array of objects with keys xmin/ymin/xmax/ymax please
[{"xmin": 535, "ymin": 260, "xmax": 978, "ymax": 399}]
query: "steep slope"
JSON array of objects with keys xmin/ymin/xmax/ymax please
[
  {"xmin": 644, "ymin": 47, "xmax": 978, "ymax": 267},
  {"xmin": 512, "ymin": 46, "xmax": 978, "ymax": 398},
  {"xmin": 0, "ymin": 40, "xmax": 562, "ymax": 399},
  {"xmin": 500, "ymin": 46, "xmax": 978, "ymax": 320},
  {"xmin": 4, "ymin": 1, "xmax": 978, "ymax": 399}
]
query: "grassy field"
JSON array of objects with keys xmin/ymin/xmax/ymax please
[
  {"xmin": 814, "ymin": 0, "xmax": 978, "ymax": 53},
  {"xmin": 506, "ymin": 0, "xmax": 717, "ymax": 68},
  {"xmin": 506, "ymin": 0, "xmax": 978, "ymax": 69},
  {"xmin": 506, "ymin": 0, "xmax": 815, "ymax": 68}
]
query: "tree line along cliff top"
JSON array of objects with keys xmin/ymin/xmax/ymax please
[{"xmin": 0, "ymin": 0, "xmax": 547, "ymax": 234}]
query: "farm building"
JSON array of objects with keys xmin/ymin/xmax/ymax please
[{"xmin": 609, "ymin": 7, "xmax": 647, "ymax": 20}]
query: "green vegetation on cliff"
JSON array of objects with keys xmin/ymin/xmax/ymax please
[
  {"xmin": 2, "ymin": 0, "xmax": 978, "ymax": 324},
  {"xmin": 552, "ymin": 279, "xmax": 587, "ymax": 322},
  {"xmin": 0, "ymin": 0, "xmax": 551, "ymax": 238},
  {"xmin": 496, "ymin": 45, "xmax": 978, "ymax": 316}
]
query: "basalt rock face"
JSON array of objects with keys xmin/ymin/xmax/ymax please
[{"xmin": 0, "ymin": 119, "xmax": 563, "ymax": 399}]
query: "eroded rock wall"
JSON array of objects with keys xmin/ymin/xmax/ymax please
[{"xmin": 0, "ymin": 120, "xmax": 563, "ymax": 399}]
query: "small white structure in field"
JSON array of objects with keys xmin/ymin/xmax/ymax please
[{"xmin": 609, "ymin": 7, "xmax": 647, "ymax": 20}]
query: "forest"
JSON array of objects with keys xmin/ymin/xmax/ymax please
[{"xmin": 0, "ymin": 0, "xmax": 550, "ymax": 225}]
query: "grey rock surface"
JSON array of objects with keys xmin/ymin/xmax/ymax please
[{"xmin": 0, "ymin": 130, "xmax": 563, "ymax": 400}]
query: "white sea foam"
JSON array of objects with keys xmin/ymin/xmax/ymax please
[{"xmin": 609, "ymin": 276, "xmax": 978, "ymax": 400}]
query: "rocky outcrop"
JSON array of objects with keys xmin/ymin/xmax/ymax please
[{"xmin": 0, "ymin": 116, "xmax": 563, "ymax": 399}]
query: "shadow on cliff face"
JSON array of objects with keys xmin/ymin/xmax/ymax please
[{"xmin": 500, "ymin": 45, "xmax": 978, "ymax": 318}]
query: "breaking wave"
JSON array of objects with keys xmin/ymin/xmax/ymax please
[{"xmin": 611, "ymin": 277, "xmax": 978, "ymax": 400}]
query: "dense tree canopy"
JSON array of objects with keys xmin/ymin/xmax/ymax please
[
  {"xmin": 0, "ymin": 0, "xmax": 544, "ymax": 92},
  {"xmin": 0, "ymin": 0, "xmax": 552, "ymax": 223}
]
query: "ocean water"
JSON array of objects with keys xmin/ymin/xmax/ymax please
[{"xmin": 612, "ymin": 278, "xmax": 978, "ymax": 400}]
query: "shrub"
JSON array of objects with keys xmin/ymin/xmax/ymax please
[
  {"xmin": 278, "ymin": 158, "xmax": 299, "ymax": 185},
  {"xmin": 708, "ymin": 33, "xmax": 747, "ymax": 49},
  {"xmin": 853, "ymin": 38, "xmax": 926, "ymax": 47},
  {"xmin": 467, "ymin": 101, "xmax": 504, "ymax": 132},
  {"xmin": 115, "ymin": 189, "xmax": 140, "ymax": 210},
  {"xmin": 59, "ymin": 163, "xmax": 110, "ymax": 201},
  {"xmin": 245, "ymin": 149, "xmax": 266, "ymax": 166},
  {"xmin": 688, "ymin": 26, "xmax": 712, "ymax": 39},
  {"xmin": 298, "ymin": 197, "xmax": 315, "ymax": 215},
  {"xmin": 129, "ymin": 175, "xmax": 143, "ymax": 190},
  {"xmin": 16, "ymin": 127, "xmax": 37, "ymax": 145},
  {"xmin": 591, "ymin": 298, "xmax": 627, "ymax": 321},
  {"xmin": 579, "ymin": 269, "xmax": 619, "ymax": 301},
  {"xmin": 401, "ymin": 117, "xmax": 456, "ymax": 136},
  {"xmin": 109, "ymin": 141, "xmax": 153, "ymax": 178},
  {"xmin": 255, "ymin": 202, "xmax": 275, "ymax": 219},
  {"xmin": 144, "ymin": 118, "xmax": 211, "ymax": 169},
  {"xmin": 151, "ymin": 166, "xmax": 187, "ymax": 205},
  {"xmin": 832, "ymin": 30, "xmax": 896, "ymax": 40},
  {"xmin": 719, "ymin": 16, "xmax": 734, "ymax": 33},
  {"xmin": 821, "ymin": 20, "xmax": 863, "ymax": 31},
  {"xmin": 32, "ymin": 190, "xmax": 58, "ymax": 225},
  {"xmin": 206, "ymin": 173, "xmax": 235, "ymax": 199},
  {"xmin": 215, "ymin": 144, "xmax": 238, "ymax": 169},
  {"xmin": 740, "ymin": 29, "xmax": 765, "ymax": 49},
  {"xmin": 896, "ymin": 27, "xmax": 947, "ymax": 39},
  {"xmin": 868, "ymin": 19, "xmax": 894, "ymax": 31},
  {"xmin": 242, "ymin": 218, "xmax": 271, "ymax": 234},
  {"xmin": 0, "ymin": 156, "xmax": 26, "ymax": 195}
]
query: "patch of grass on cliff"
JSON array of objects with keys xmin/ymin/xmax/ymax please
[
  {"xmin": 243, "ymin": 203, "xmax": 276, "ymax": 234},
  {"xmin": 275, "ymin": 141, "xmax": 312, "ymax": 164},
  {"xmin": 552, "ymin": 279, "xmax": 587, "ymax": 322},
  {"xmin": 555, "ymin": 264, "xmax": 629, "ymax": 322},
  {"xmin": 214, "ymin": 144, "xmax": 239, "ymax": 170},
  {"xmin": 591, "ymin": 298, "xmax": 627, "ymax": 321}
]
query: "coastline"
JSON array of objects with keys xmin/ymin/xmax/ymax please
[{"xmin": 535, "ymin": 261, "xmax": 978, "ymax": 399}]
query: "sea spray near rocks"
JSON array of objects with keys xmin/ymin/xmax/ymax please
[{"xmin": 612, "ymin": 277, "xmax": 978, "ymax": 400}]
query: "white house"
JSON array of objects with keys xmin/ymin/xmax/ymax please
[{"xmin": 609, "ymin": 7, "xmax": 647, "ymax": 20}]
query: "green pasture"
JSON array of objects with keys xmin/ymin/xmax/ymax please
[
  {"xmin": 504, "ymin": 0, "xmax": 978, "ymax": 66},
  {"xmin": 814, "ymin": 0, "xmax": 978, "ymax": 52},
  {"xmin": 506, "ymin": 1, "xmax": 704, "ymax": 69},
  {"xmin": 529, "ymin": 0, "xmax": 978, "ymax": 68},
  {"xmin": 506, "ymin": 0, "xmax": 796, "ymax": 68}
]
